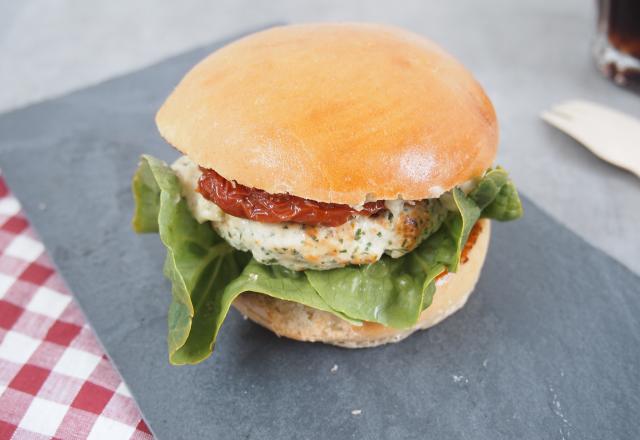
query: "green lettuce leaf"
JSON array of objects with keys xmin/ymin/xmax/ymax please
[
  {"xmin": 132, "ymin": 156, "xmax": 247, "ymax": 364},
  {"xmin": 225, "ymin": 260, "xmax": 361, "ymax": 324},
  {"xmin": 132, "ymin": 155, "xmax": 522, "ymax": 364},
  {"xmin": 131, "ymin": 155, "xmax": 163, "ymax": 233},
  {"xmin": 470, "ymin": 167, "xmax": 523, "ymax": 221},
  {"xmin": 305, "ymin": 188, "xmax": 480, "ymax": 328}
]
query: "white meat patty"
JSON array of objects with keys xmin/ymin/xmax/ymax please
[{"xmin": 171, "ymin": 156, "xmax": 448, "ymax": 271}]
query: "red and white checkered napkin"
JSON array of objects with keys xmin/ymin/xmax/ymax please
[{"xmin": 0, "ymin": 176, "xmax": 153, "ymax": 440}]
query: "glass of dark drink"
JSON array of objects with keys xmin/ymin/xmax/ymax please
[{"xmin": 594, "ymin": 0, "xmax": 640, "ymax": 86}]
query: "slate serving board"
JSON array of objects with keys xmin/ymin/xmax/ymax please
[{"xmin": 1, "ymin": 26, "xmax": 639, "ymax": 440}]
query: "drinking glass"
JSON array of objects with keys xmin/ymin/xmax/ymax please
[{"xmin": 594, "ymin": 0, "xmax": 640, "ymax": 86}]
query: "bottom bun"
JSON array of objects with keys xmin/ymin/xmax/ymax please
[{"xmin": 232, "ymin": 219, "xmax": 490, "ymax": 348}]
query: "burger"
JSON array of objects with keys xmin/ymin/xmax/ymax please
[{"xmin": 132, "ymin": 23, "xmax": 522, "ymax": 365}]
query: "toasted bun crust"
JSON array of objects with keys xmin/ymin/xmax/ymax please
[
  {"xmin": 232, "ymin": 220, "xmax": 490, "ymax": 347},
  {"xmin": 156, "ymin": 23, "xmax": 498, "ymax": 205}
]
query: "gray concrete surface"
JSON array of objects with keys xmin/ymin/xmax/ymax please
[{"xmin": 2, "ymin": 0, "xmax": 639, "ymax": 273}]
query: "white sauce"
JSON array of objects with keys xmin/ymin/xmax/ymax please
[{"xmin": 171, "ymin": 157, "xmax": 224, "ymax": 223}]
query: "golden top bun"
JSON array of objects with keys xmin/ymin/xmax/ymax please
[
  {"xmin": 232, "ymin": 219, "xmax": 490, "ymax": 347},
  {"xmin": 156, "ymin": 23, "xmax": 498, "ymax": 205}
]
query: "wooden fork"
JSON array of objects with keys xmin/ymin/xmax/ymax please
[{"xmin": 541, "ymin": 100, "xmax": 640, "ymax": 178}]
